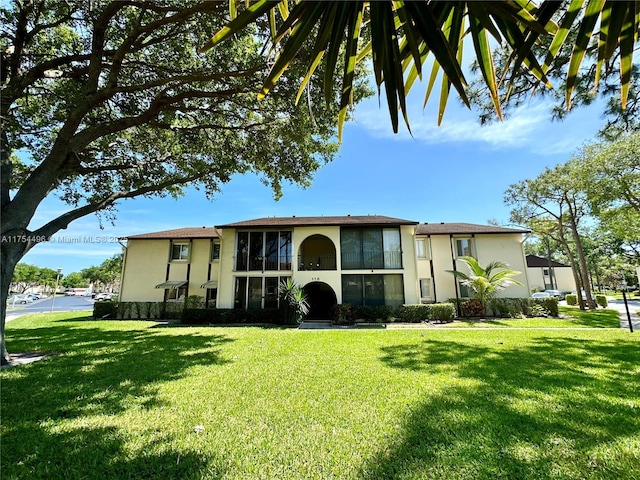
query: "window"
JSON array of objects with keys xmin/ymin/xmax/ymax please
[
  {"xmin": 341, "ymin": 227, "xmax": 402, "ymax": 270},
  {"xmin": 235, "ymin": 231, "xmax": 292, "ymax": 271},
  {"xmin": 234, "ymin": 276, "xmax": 290, "ymax": 309},
  {"xmin": 455, "ymin": 238, "xmax": 473, "ymax": 258},
  {"xmin": 341, "ymin": 274, "xmax": 404, "ymax": 308},
  {"xmin": 458, "ymin": 281, "xmax": 472, "ymax": 298},
  {"xmin": 420, "ymin": 278, "xmax": 433, "ymax": 299},
  {"xmin": 206, "ymin": 288, "xmax": 217, "ymax": 308},
  {"xmin": 171, "ymin": 243, "xmax": 189, "ymax": 261},
  {"xmin": 415, "ymin": 239, "xmax": 428, "ymax": 259},
  {"xmin": 165, "ymin": 284, "xmax": 187, "ymax": 301},
  {"xmin": 211, "ymin": 243, "xmax": 220, "ymax": 261}
]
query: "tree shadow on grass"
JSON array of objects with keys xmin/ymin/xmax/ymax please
[
  {"xmin": 366, "ymin": 336, "xmax": 640, "ymax": 479},
  {"xmin": 559, "ymin": 308, "xmax": 622, "ymax": 328},
  {"xmin": 1, "ymin": 321, "xmax": 234, "ymax": 479}
]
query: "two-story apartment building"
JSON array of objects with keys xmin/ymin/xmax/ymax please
[{"xmin": 119, "ymin": 216, "xmax": 531, "ymax": 318}]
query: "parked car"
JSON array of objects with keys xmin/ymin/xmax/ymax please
[
  {"xmin": 532, "ymin": 292, "xmax": 552, "ymax": 299},
  {"xmin": 544, "ymin": 289, "xmax": 565, "ymax": 300},
  {"xmin": 7, "ymin": 294, "xmax": 34, "ymax": 304},
  {"xmin": 94, "ymin": 293, "xmax": 116, "ymax": 301}
]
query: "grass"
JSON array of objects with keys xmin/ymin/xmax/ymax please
[
  {"xmin": 2, "ymin": 311, "xmax": 639, "ymax": 480},
  {"xmin": 445, "ymin": 306, "xmax": 622, "ymax": 328}
]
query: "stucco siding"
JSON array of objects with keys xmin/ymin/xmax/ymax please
[
  {"xmin": 473, "ymin": 234, "xmax": 530, "ymax": 298},
  {"xmin": 527, "ymin": 266, "xmax": 576, "ymax": 292},
  {"xmin": 120, "ymin": 240, "xmax": 169, "ymax": 301},
  {"xmin": 217, "ymin": 229, "xmax": 238, "ymax": 309},
  {"xmin": 187, "ymin": 239, "xmax": 212, "ymax": 299}
]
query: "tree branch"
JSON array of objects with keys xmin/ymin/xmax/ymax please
[{"xmin": 30, "ymin": 173, "xmax": 205, "ymax": 241}]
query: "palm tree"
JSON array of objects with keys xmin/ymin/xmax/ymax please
[
  {"xmin": 279, "ymin": 279, "xmax": 310, "ymax": 324},
  {"xmin": 447, "ymin": 256, "xmax": 524, "ymax": 317},
  {"xmin": 202, "ymin": 1, "xmax": 638, "ymax": 138}
]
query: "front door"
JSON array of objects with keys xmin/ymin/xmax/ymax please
[{"xmin": 303, "ymin": 282, "xmax": 337, "ymax": 320}]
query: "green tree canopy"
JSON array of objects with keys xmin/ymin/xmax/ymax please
[
  {"xmin": 0, "ymin": 1, "xmax": 367, "ymax": 364},
  {"xmin": 61, "ymin": 272, "xmax": 89, "ymax": 289}
]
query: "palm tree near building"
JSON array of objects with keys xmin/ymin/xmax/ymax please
[{"xmin": 448, "ymin": 256, "xmax": 523, "ymax": 318}]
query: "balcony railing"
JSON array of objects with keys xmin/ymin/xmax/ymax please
[
  {"xmin": 298, "ymin": 255, "xmax": 337, "ymax": 271},
  {"xmin": 341, "ymin": 250, "xmax": 403, "ymax": 269},
  {"xmin": 234, "ymin": 255, "xmax": 293, "ymax": 272}
]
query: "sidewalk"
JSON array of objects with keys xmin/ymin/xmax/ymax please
[{"xmin": 607, "ymin": 298, "xmax": 640, "ymax": 331}]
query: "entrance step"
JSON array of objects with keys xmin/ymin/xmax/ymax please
[{"xmin": 298, "ymin": 320, "xmax": 333, "ymax": 329}]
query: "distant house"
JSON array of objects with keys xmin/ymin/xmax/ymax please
[
  {"xmin": 526, "ymin": 254, "xmax": 576, "ymax": 292},
  {"xmin": 119, "ymin": 216, "xmax": 531, "ymax": 317}
]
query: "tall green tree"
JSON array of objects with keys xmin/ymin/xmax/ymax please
[
  {"xmin": 80, "ymin": 253, "xmax": 124, "ymax": 292},
  {"xmin": 61, "ymin": 272, "xmax": 89, "ymax": 289},
  {"xmin": 447, "ymin": 256, "xmax": 523, "ymax": 318},
  {"xmin": 204, "ymin": 1, "xmax": 639, "ymax": 136},
  {"xmin": 10, "ymin": 263, "xmax": 40, "ymax": 294},
  {"xmin": 573, "ymin": 133, "xmax": 640, "ymax": 250},
  {"xmin": 0, "ymin": 1, "xmax": 365, "ymax": 364},
  {"xmin": 506, "ymin": 164, "xmax": 596, "ymax": 310}
]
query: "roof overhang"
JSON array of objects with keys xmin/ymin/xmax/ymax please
[{"xmin": 155, "ymin": 280, "xmax": 188, "ymax": 289}]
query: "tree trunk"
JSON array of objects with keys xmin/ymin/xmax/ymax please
[
  {"xmin": 1, "ymin": 241, "xmax": 28, "ymax": 365},
  {"xmin": 568, "ymin": 213, "xmax": 597, "ymax": 309}
]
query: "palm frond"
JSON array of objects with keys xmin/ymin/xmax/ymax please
[{"xmin": 203, "ymin": 1, "xmax": 637, "ymax": 134}]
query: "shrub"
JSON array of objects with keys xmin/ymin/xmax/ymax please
[
  {"xmin": 355, "ymin": 305, "xmax": 394, "ymax": 322},
  {"xmin": 428, "ymin": 303, "xmax": 455, "ymax": 323},
  {"xmin": 330, "ymin": 304, "xmax": 357, "ymax": 324},
  {"xmin": 537, "ymin": 297, "xmax": 559, "ymax": 317},
  {"xmin": 396, "ymin": 304, "xmax": 430, "ymax": 323},
  {"xmin": 459, "ymin": 299, "xmax": 484, "ymax": 317},
  {"xmin": 93, "ymin": 301, "xmax": 118, "ymax": 319},
  {"xmin": 566, "ymin": 294, "xmax": 578, "ymax": 306},
  {"xmin": 595, "ymin": 295, "xmax": 608, "ymax": 308},
  {"xmin": 487, "ymin": 298, "xmax": 529, "ymax": 318},
  {"xmin": 185, "ymin": 295, "xmax": 205, "ymax": 309}
]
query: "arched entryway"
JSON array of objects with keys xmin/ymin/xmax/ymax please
[{"xmin": 303, "ymin": 281, "xmax": 337, "ymax": 320}]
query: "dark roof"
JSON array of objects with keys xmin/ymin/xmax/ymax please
[
  {"xmin": 125, "ymin": 227, "xmax": 220, "ymax": 240},
  {"xmin": 216, "ymin": 215, "xmax": 418, "ymax": 228},
  {"xmin": 416, "ymin": 222, "xmax": 530, "ymax": 235},
  {"xmin": 526, "ymin": 255, "xmax": 568, "ymax": 268}
]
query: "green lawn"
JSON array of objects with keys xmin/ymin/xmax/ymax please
[
  {"xmin": 444, "ymin": 306, "xmax": 622, "ymax": 328},
  {"xmin": 2, "ymin": 312, "xmax": 639, "ymax": 480}
]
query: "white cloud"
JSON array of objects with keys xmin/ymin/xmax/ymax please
[{"xmin": 351, "ymin": 91, "xmax": 603, "ymax": 156}]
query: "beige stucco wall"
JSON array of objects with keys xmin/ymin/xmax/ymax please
[
  {"xmin": 215, "ymin": 224, "xmax": 420, "ymax": 308},
  {"xmin": 120, "ymin": 239, "xmax": 170, "ymax": 301},
  {"xmin": 217, "ymin": 228, "xmax": 240, "ymax": 309},
  {"xmin": 527, "ymin": 266, "xmax": 576, "ymax": 292},
  {"xmin": 120, "ymin": 238, "xmax": 221, "ymax": 302},
  {"xmin": 121, "ymin": 227, "xmax": 530, "ymax": 306},
  {"xmin": 417, "ymin": 233, "xmax": 530, "ymax": 302}
]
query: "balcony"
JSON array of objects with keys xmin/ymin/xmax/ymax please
[
  {"xmin": 234, "ymin": 255, "xmax": 292, "ymax": 272},
  {"xmin": 298, "ymin": 255, "xmax": 337, "ymax": 271}
]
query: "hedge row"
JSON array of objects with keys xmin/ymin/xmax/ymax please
[
  {"xmin": 182, "ymin": 308, "xmax": 286, "ymax": 325},
  {"xmin": 394, "ymin": 304, "xmax": 456, "ymax": 323},
  {"xmin": 93, "ymin": 301, "xmax": 188, "ymax": 320},
  {"xmin": 448, "ymin": 297, "xmax": 559, "ymax": 318},
  {"xmin": 94, "ymin": 297, "xmax": 561, "ymax": 324},
  {"xmin": 566, "ymin": 294, "xmax": 608, "ymax": 308}
]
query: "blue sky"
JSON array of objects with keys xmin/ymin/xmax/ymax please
[{"xmin": 22, "ymin": 90, "xmax": 604, "ymax": 275}]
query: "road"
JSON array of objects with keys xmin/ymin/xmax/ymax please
[
  {"xmin": 607, "ymin": 298, "xmax": 640, "ymax": 330},
  {"xmin": 6, "ymin": 294, "xmax": 95, "ymax": 320}
]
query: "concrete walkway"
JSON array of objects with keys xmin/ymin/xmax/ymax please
[{"xmin": 607, "ymin": 298, "xmax": 640, "ymax": 331}]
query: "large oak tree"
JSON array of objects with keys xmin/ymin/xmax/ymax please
[{"xmin": 0, "ymin": 1, "xmax": 365, "ymax": 364}]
